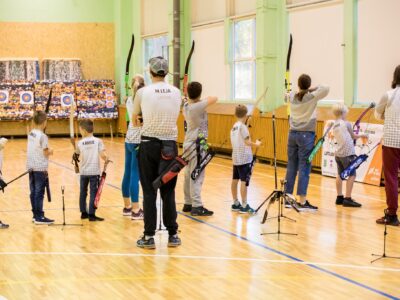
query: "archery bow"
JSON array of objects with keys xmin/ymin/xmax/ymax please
[
  {"xmin": 183, "ymin": 40, "xmax": 195, "ymax": 97},
  {"xmin": 245, "ymin": 87, "xmax": 269, "ymax": 127},
  {"xmin": 70, "ymin": 97, "xmax": 80, "ymax": 174},
  {"xmin": 353, "ymin": 102, "xmax": 375, "ymax": 136},
  {"xmin": 307, "ymin": 122, "xmax": 334, "ymax": 164},
  {"xmin": 285, "ymin": 34, "xmax": 293, "ymax": 117},
  {"xmin": 125, "ymin": 34, "xmax": 135, "ymax": 123}
]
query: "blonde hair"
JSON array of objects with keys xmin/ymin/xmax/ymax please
[
  {"xmin": 131, "ymin": 74, "xmax": 145, "ymax": 92},
  {"xmin": 332, "ymin": 103, "xmax": 349, "ymax": 117}
]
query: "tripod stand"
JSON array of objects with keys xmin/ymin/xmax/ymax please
[
  {"xmin": 255, "ymin": 112, "xmax": 299, "ymax": 239},
  {"xmin": 371, "ymin": 209, "xmax": 400, "ymax": 263},
  {"xmin": 50, "ymin": 186, "xmax": 83, "ymax": 228}
]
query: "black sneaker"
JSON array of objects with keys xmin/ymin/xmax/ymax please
[
  {"xmin": 343, "ymin": 198, "xmax": 361, "ymax": 207},
  {"xmin": 81, "ymin": 212, "xmax": 89, "ymax": 219},
  {"xmin": 191, "ymin": 206, "xmax": 214, "ymax": 216},
  {"xmin": 239, "ymin": 204, "xmax": 255, "ymax": 214},
  {"xmin": 89, "ymin": 215, "xmax": 104, "ymax": 221},
  {"xmin": 182, "ymin": 204, "xmax": 192, "ymax": 212},
  {"xmin": 297, "ymin": 200, "xmax": 318, "ymax": 211},
  {"xmin": 137, "ymin": 236, "xmax": 156, "ymax": 249},
  {"xmin": 231, "ymin": 202, "xmax": 242, "ymax": 211},
  {"xmin": 376, "ymin": 214, "xmax": 400, "ymax": 226},
  {"xmin": 122, "ymin": 207, "xmax": 132, "ymax": 216},
  {"xmin": 0, "ymin": 221, "xmax": 9, "ymax": 229},
  {"xmin": 34, "ymin": 216, "xmax": 55, "ymax": 225},
  {"xmin": 336, "ymin": 195, "xmax": 344, "ymax": 205},
  {"xmin": 168, "ymin": 235, "xmax": 181, "ymax": 247}
]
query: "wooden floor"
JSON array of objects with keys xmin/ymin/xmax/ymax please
[{"xmin": 0, "ymin": 137, "xmax": 399, "ymax": 300}]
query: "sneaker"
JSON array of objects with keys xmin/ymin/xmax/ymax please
[
  {"xmin": 285, "ymin": 200, "xmax": 292, "ymax": 208},
  {"xmin": 137, "ymin": 236, "xmax": 156, "ymax": 249},
  {"xmin": 191, "ymin": 206, "xmax": 214, "ymax": 216},
  {"xmin": 168, "ymin": 235, "xmax": 181, "ymax": 247},
  {"xmin": 182, "ymin": 204, "xmax": 192, "ymax": 213},
  {"xmin": 239, "ymin": 204, "xmax": 255, "ymax": 214},
  {"xmin": 376, "ymin": 215, "xmax": 400, "ymax": 226},
  {"xmin": 0, "ymin": 221, "xmax": 9, "ymax": 229},
  {"xmin": 34, "ymin": 217, "xmax": 54, "ymax": 225},
  {"xmin": 231, "ymin": 202, "xmax": 243, "ymax": 212},
  {"xmin": 343, "ymin": 198, "xmax": 361, "ymax": 207},
  {"xmin": 336, "ymin": 195, "xmax": 344, "ymax": 205},
  {"xmin": 123, "ymin": 207, "xmax": 132, "ymax": 216},
  {"xmin": 297, "ymin": 200, "xmax": 318, "ymax": 211},
  {"xmin": 89, "ymin": 215, "xmax": 104, "ymax": 222},
  {"xmin": 131, "ymin": 209, "xmax": 144, "ymax": 220},
  {"xmin": 81, "ymin": 212, "xmax": 89, "ymax": 219}
]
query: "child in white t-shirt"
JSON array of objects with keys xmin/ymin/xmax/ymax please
[
  {"xmin": 230, "ymin": 105, "xmax": 261, "ymax": 214},
  {"xmin": 0, "ymin": 137, "xmax": 9, "ymax": 229},
  {"xmin": 27, "ymin": 111, "xmax": 54, "ymax": 225},
  {"xmin": 76, "ymin": 119, "xmax": 108, "ymax": 221},
  {"xmin": 332, "ymin": 104, "xmax": 366, "ymax": 207}
]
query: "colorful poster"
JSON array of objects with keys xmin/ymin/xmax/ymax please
[
  {"xmin": 321, "ymin": 120, "xmax": 383, "ymax": 186},
  {"xmin": 0, "ymin": 90, "xmax": 9, "ymax": 104}
]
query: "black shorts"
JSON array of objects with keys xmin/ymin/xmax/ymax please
[
  {"xmin": 233, "ymin": 163, "xmax": 252, "ymax": 182},
  {"xmin": 335, "ymin": 155, "xmax": 357, "ymax": 178}
]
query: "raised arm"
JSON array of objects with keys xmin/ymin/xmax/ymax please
[
  {"xmin": 206, "ymin": 96, "xmax": 218, "ymax": 107},
  {"xmin": 310, "ymin": 85, "xmax": 330, "ymax": 101},
  {"xmin": 375, "ymin": 92, "xmax": 388, "ymax": 120}
]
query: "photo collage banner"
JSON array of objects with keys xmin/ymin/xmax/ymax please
[{"xmin": 0, "ymin": 80, "xmax": 118, "ymax": 121}]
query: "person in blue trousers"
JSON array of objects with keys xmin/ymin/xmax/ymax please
[{"xmin": 285, "ymin": 74, "xmax": 329, "ymax": 211}]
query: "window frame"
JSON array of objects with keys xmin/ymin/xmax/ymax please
[{"xmin": 231, "ymin": 17, "xmax": 256, "ymax": 102}]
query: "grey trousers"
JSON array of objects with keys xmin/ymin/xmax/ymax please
[{"xmin": 183, "ymin": 144, "xmax": 205, "ymax": 208}]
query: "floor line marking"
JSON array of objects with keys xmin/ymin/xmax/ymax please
[
  {"xmin": 0, "ymin": 251, "xmax": 399, "ymax": 273},
  {"xmin": 48, "ymin": 159, "xmax": 400, "ymax": 300}
]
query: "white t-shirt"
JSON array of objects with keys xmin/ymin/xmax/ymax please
[
  {"xmin": 26, "ymin": 129, "xmax": 49, "ymax": 172},
  {"xmin": 332, "ymin": 119, "xmax": 356, "ymax": 157},
  {"xmin": 230, "ymin": 121, "xmax": 253, "ymax": 165},
  {"xmin": 76, "ymin": 136, "xmax": 105, "ymax": 176},
  {"xmin": 125, "ymin": 122, "xmax": 141, "ymax": 144},
  {"xmin": 133, "ymin": 81, "xmax": 181, "ymax": 141}
]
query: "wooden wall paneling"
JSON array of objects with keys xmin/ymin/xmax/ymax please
[{"xmin": 0, "ymin": 22, "xmax": 115, "ymax": 80}]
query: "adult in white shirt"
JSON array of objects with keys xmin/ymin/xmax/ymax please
[
  {"xmin": 133, "ymin": 57, "xmax": 182, "ymax": 249},
  {"xmin": 375, "ymin": 65, "xmax": 400, "ymax": 226}
]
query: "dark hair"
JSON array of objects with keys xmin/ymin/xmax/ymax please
[
  {"xmin": 150, "ymin": 70, "xmax": 167, "ymax": 79},
  {"xmin": 187, "ymin": 81, "xmax": 202, "ymax": 100},
  {"xmin": 79, "ymin": 119, "xmax": 94, "ymax": 133},
  {"xmin": 295, "ymin": 74, "xmax": 312, "ymax": 101},
  {"xmin": 391, "ymin": 65, "xmax": 400, "ymax": 89},
  {"xmin": 235, "ymin": 105, "xmax": 248, "ymax": 118},
  {"xmin": 33, "ymin": 111, "xmax": 47, "ymax": 125}
]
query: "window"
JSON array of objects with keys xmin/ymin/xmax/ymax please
[
  {"xmin": 143, "ymin": 35, "xmax": 169, "ymax": 84},
  {"xmin": 232, "ymin": 18, "xmax": 256, "ymax": 101}
]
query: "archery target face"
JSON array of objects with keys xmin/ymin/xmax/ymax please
[
  {"xmin": 0, "ymin": 90, "xmax": 9, "ymax": 104},
  {"xmin": 105, "ymin": 89, "xmax": 114, "ymax": 101},
  {"xmin": 61, "ymin": 94, "xmax": 74, "ymax": 107},
  {"xmin": 106, "ymin": 100, "xmax": 114, "ymax": 109},
  {"xmin": 20, "ymin": 91, "xmax": 34, "ymax": 105}
]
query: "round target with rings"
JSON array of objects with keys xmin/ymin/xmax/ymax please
[
  {"xmin": 0, "ymin": 90, "xmax": 9, "ymax": 104},
  {"xmin": 20, "ymin": 91, "xmax": 34, "ymax": 105},
  {"xmin": 61, "ymin": 94, "xmax": 74, "ymax": 107}
]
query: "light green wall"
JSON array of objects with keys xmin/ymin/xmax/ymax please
[{"xmin": 0, "ymin": 0, "xmax": 114, "ymax": 23}]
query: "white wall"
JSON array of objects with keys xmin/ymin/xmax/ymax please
[
  {"xmin": 357, "ymin": 0, "xmax": 400, "ymax": 103},
  {"xmin": 289, "ymin": 2, "xmax": 344, "ymax": 101},
  {"xmin": 191, "ymin": 24, "xmax": 228, "ymax": 99},
  {"xmin": 192, "ymin": 0, "xmax": 225, "ymax": 24},
  {"xmin": 141, "ymin": 0, "xmax": 168, "ymax": 35}
]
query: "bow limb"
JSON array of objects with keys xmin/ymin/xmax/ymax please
[
  {"xmin": 353, "ymin": 102, "xmax": 376, "ymax": 135},
  {"xmin": 69, "ymin": 98, "xmax": 76, "ymax": 149},
  {"xmin": 183, "ymin": 40, "xmax": 195, "ymax": 97},
  {"xmin": 125, "ymin": 34, "xmax": 135, "ymax": 97},
  {"xmin": 245, "ymin": 87, "xmax": 269, "ymax": 127}
]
